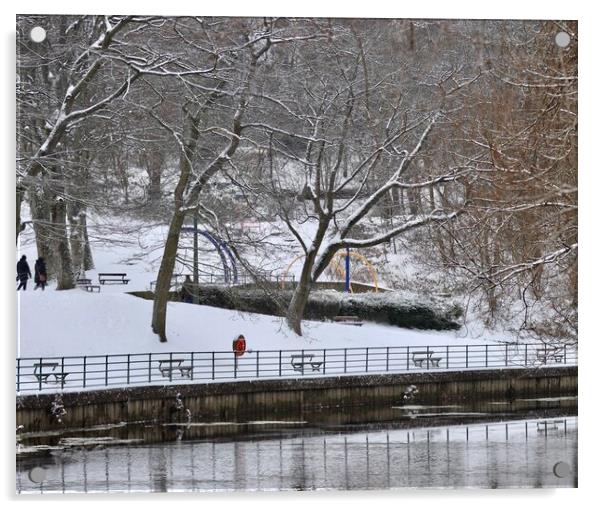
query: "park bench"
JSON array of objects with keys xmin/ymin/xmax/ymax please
[
  {"xmin": 411, "ymin": 351, "xmax": 442, "ymax": 369},
  {"xmin": 158, "ymin": 359, "xmax": 192, "ymax": 379},
  {"xmin": 33, "ymin": 362, "xmax": 69, "ymax": 384},
  {"xmin": 535, "ymin": 347, "xmax": 564, "ymax": 364},
  {"xmin": 536, "ymin": 419, "xmax": 564, "ymax": 432},
  {"xmin": 98, "ymin": 273, "xmax": 130, "ymax": 285},
  {"xmin": 76, "ymin": 278, "xmax": 100, "ymax": 292},
  {"xmin": 290, "ymin": 354, "xmax": 323, "ymax": 373},
  {"xmin": 333, "ymin": 315, "xmax": 363, "ymax": 326}
]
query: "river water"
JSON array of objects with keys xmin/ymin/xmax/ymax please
[{"xmin": 16, "ymin": 399, "xmax": 577, "ymax": 493}]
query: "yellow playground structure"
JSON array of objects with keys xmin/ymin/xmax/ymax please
[{"xmin": 281, "ymin": 249, "xmax": 379, "ymax": 293}]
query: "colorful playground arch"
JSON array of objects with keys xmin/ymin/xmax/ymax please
[{"xmin": 281, "ymin": 250, "xmax": 379, "ymax": 292}]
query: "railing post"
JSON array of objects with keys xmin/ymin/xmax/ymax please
[
  {"xmin": 148, "ymin": 353, "xmax": 152, "ymax": 383},
  {"xmin": 256, "ymin": 351, "xmax": 260, "ymax": 378},
  {"xmin": 61, "ymin": 357, "xmax": 65, "ymax": 389},
  {"xmin": 323, "ymin": 349, "xmax": 326, "ymax": 374},
  {"xmin": 169, "ymin": 352, "xmax": 173, "ymax": 382},
  {"xmin": 386, "ymin": 347, "xmax": 390, "ymax": 372},
  {"xmin": 543, "ymin": 343, "xmax": 547, "ymax": 365},
  {"xmin": 83, "ymin": 356, "xmax": 87, "ymax": 388},
  {"xmin": 127, "ymin": 354, "xmax": 130, "ymax": 385},
  {"xmin": 190, "ymin": 352, "xmax": 194, "ymax": 380},
  {"xmin": 301, "ymin": 349, "xmax": 305, "ymax": 376},
  {"xmin": 525, "ymin": 344, "xmax": 528, "ymax": 367},
  {"xmin": 426, "ymin": 346, "xmax": 430, "ymax": 370},
  {"xmin": 446, "ymin": 346, "xmax": 449, "ymax": 369},
  {"xmin": 17, "ymin": 359, "xmax": 20, "ymax": 393},
  {"xmin": 564, "ymin": 344, "xmax": 567, "ymax": 364},
  {"xmin": 279, "ymin": 350, "xmax": 282, "ymax": 377},
  {"xmin": 485, "ymin": 345, "xmax": 488, "ymax": 368},
  {"xmin": 406, "ymin": 347, "xmax": 410, "ymax": 371},
  {"xmin": 234, "ymin": 353, "xmax": 237, "ymax": 379},
  {"xmin": 212, "ymin": 352, "xmax": 215, "ymax": 380},
  {"xmin": 505, "ymin": 344, "xmax": 508, "ymax": 367},
  {"xmin": 344, "ymin": 349, "xmax": 347, "ymax": 374},
  {"xmin": 39, "ymin": 356, "xmax": 43, "ymax": 391},
  {"xmin": 465, "ymin": 346, "xmax": 469, "ymax": 369},
  {"xmin": 105, "ymin": 355, "xmax": 109, "ymax": 386},
  {"xmin": 365, "ymin": 348, "xmax": 369, "ymax": 372}
]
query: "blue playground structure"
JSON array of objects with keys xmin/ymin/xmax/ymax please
[{"xmin": 179, "ymin": 228, "xmax": 238, "ymax": 284}]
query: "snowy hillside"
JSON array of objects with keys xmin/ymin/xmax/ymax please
[
  {"xmin": 16, "ymin": 208, "xmax": 519, "ymax": 360},
  {"xmin": 17, "ymin": 290, "xmax": 495, "ymax": 358}
]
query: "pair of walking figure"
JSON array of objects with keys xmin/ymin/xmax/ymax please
[{"xmin": 16, "ymin": 255, "xmax": 47, "ymax": 291}]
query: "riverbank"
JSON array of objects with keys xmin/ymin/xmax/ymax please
[{"xmin": 17, "ymin": 366, "xmax": 577, "ymax": 432}]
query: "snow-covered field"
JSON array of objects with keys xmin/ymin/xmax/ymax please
[
  {"xmin": 16, "ymin": 211, "xmax": 513, "ymax": 360},
  {"xmin": 15, "ymin": 211, "xmax": 578, "ymax": 397},
  {"xmin": 17, "ymin": 290, "xmax": 494, "ymax": 359}
]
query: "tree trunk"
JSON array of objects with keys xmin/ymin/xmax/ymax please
[
  {"xmin": 68, "ymin": 204, "xmax": 84, "ymax": 279},
  {"xmin": 30, "ymin": 187, "xmax": 56, "ymax": 279},
  {"xmin": 81, "ymin": 211, "xmax": 94, "ymax": 271},
  {"xmin": 148, "ymin": 153, "xmax": 163, "ymax": 204},
  {"xmin": 151, "ymin": 210, "xmax": 186, "ymax": 341},
  {"xmin": 286, "ymin": 254, "xmax": 316, "ymax": 336},
  {"xmin": 51, "ymin": 198, "xmax": 75, "ymax": 290},
  {"xmin": 16, "ymin": 182, "xmax": 26, "ymax": 243},
  {"xmin": 149, "ymin": 167, "xmax": 162, "ymax": 204},
  {"xmin": 286, "ymin": 221, "xmax": 330, "ymax": 336}
]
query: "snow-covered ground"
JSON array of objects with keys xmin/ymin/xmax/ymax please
[
  {"xmin": 17, "ymin": 290, "xmax": 495, "ymax": 359},
  {"xmin": 17, "ymin": 211, "xmax": 507, "ymax": 360},
  {"xmin": 16, "ymin": 211, "xmax": 575, "ymax": 397}
]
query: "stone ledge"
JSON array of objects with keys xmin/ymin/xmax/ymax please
[{"xmin": 16, "ymin": 365, "xmax": 577, "ymax": 409}]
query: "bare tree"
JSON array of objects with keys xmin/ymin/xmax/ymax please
[
  {"xmin": 16, "ymin": 15, "xmax": 147, "ymax": 288},
  {"xmin": 424, "ymin": 21, "xmax": 577, "ymax": 341},
  {"xmin": 225, "ymin": 22, "xmax": 477, "ymax": 335},
  {"xmin": 146, "ymin": 19, "xmax": 277, "ymax": 341}
]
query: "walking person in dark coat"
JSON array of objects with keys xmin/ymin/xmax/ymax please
[
  {"xmin": 16, "ymin": 255, "xmax": 32, "ymax": 291},
  {"xmin": 179, "ymin": 275, "xmax": 194, "ymax": 304},
  {"xmin": 34, "ymin": 257, "xmax": 48, "ymax": 290}
]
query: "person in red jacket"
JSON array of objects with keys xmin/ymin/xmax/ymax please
[
  {"xmin": 232, "ymin": 335, "xmax": 246, "ymax": 357},
  {"xmin": 232, "ymin": 334, "xmax": 246, "ymax": 373}
]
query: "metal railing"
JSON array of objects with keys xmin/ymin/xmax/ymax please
[
  {"xmin": 149, "ymin": 272, "xmax": 296, "ymax": 290},
  {"xmin": 16, "ymin": 343, "xmax": 577, "ymax": 394}
]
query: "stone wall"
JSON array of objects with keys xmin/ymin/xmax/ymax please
[{"xmin": 16, "ymin": 366, "xmax": 577, "ymax": 432}]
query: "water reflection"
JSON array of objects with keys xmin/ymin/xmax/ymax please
[{"xmin": 17, "ymin": 416, "xmax": 577, "ymax": 492}]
